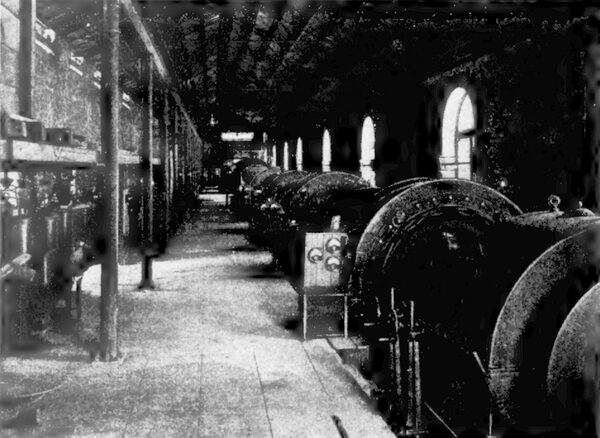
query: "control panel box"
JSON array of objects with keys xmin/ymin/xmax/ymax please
[{"xmin": 303, "ymin": 232, "xmax": 348, "ymax": 289}]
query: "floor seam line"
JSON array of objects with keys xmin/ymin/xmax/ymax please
[
  {"xmin": 301, "ymin": 342, "xmax": 332, "ymax": 400},
  {"xmin": 196, "ymin": 352, "xmax": 204, "ymax": 438},
  {"xmin": 253, "ymin": 352, "xmax": 275, "ymax": 438}
]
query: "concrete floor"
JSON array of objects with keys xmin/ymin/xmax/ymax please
[{"xmin": 0, "ymin": 195, "xmax": 394, "ymax": 437}]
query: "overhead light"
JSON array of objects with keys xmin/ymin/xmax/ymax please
[
  {"xmin": 209, "ymin": 114, "xmax": 217, "ymax": 127},
  {"xmin": 221, "ymin": 132, "xmax": 254, "ymax": 142}
]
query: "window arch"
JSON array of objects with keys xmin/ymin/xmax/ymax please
[
  {"xmin": 322, "ymin": 129, "xmax": 331, "ymax": 172},
  {"xmin": 441, "ymin": 87, "xmax": 475, "ymax": 179},
  {"xmin": 360, "ymin": 116, "xmax": 376, "ymax": 187},
  {"xmin": 283, "ymin": 141, "xmax": 289, "ymax": 170},
  {"xmin": 296, "ymin": 138, "xmax": 303, "ymax": 171},
  {"xmin": 271, "ymin": 144, "xmax": 277, "ymax": 167}
]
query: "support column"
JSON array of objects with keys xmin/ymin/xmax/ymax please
[
  {"xmin": 184, "ymin": 125, "xmax": 190, "ymax": 193},
  {"xmin": 181, "ymin": 125, "xmax": 186, "ymax": 193},
  {"xmin": 138, "ymin": 55, "xmax": 155, "ymax": 289},
  {"xmin": 19, "ymin": 0, "xmax": 35, "ymax": 117},
  {"xmin": 172, "ymin": 111, "xmax": 180, "ymax": 225},
  {"xmin": 170, "ymin": 109, "xmax": 176, "ymax": 222},
  {"xmin": 159, "ymin": 90, "xmax": 170, "ymax": 247},
  {"xmin": 99, "ymin": 0, "xmax": 120, "ymax": 361}
]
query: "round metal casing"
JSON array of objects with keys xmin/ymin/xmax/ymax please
[
  {"xmin": 488, "ymin": 225, "xmax": 600, "ymax": 421},
  {"xmin": 287, "ymin": 172, "xmax": 370, "ymax": 227},
  {"xmin": 350, "ymin": 179, "xmax": 522, "ymax": 304}
]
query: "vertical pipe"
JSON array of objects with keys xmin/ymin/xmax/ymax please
[
  {"xmin": 160, "ymin": 90, "xmax": 170, "ymax": 246},
  {"xmin": 99, "ymin": 0, "xmax": 120, "ymax": 361},
  {"xmin": 139, "ymin": 55, "xmax": 155, "ymax": 289},
  {"xmin": 188, "ymin": 127, "xmax": 193, "ymax": 191},
  {"xmin": 19, "ymin": 0, "xmax": 35, "ymax": 117},
  {"xmin": 184, "ymin": 126, "xmax": 190, "ymax": 192}
]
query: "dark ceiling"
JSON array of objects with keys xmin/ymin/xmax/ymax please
[
  {"xmin": 138, "ymin": 0, "xmax": 584, "ymax": 133},
  {"xmin": 37, "ymin": 1, "xmax": 585, "ymax": 134}
]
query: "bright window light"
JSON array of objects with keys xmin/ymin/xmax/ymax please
[
  {"xmin": 441, "ymin": 87, "xmax": 475, "ymax": 180},
  {"xmin": 322, "ymin": 129, "xmax": 331, "ymax": 172}
]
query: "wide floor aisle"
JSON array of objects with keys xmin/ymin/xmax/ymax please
[{"xmin": 1, "ymin": 195, "xmax": 394, "ymax": 437}]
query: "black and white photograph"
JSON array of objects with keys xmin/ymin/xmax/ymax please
[{"xmin": 1, "ymin": 0, "xmax": 600, "ymax": 436}]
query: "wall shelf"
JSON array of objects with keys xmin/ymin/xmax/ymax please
[{"xmin": 0, "ymin": 139, "xmax": 161, "ymax": 168}]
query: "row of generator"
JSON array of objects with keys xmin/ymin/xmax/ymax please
[{"xmin": 227, "ymin": 157, "xmax": 600, "ymax": 435}]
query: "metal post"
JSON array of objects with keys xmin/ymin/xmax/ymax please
[
  {"xmin": 408, "ymin": 300, "xmax": 422, "ymax": 435},
  {"xmin": 162, "ymin": 91, "xmax": 172, "ymax": 244},
  {"xmin": 173, "ymin": 125, "xmax": 179, "ymax": 218},
  {"xmin": 390, "ymin": 288, "xmax": 404, "ymax": 420},
  {"xmin": 159, "ymin": 90, "xmax": 169, "ymax": 248},
  {"xmin": 138, "ymin": 55, "xmax": 155, "ymax": 289},
  {"xmin": 99, "ymin": 0, "xmax": 120, "ymax": 361},
  {"xmin": 19, "ymin": 0, "xmax": 35, "ymax": 117},
  {"xmin": 184, "ymin": 126, "xmax": 190, "ymax": 194},
  {"xmin": 0, "ymin": 192, "xmax": 4, "ymax": 354}
]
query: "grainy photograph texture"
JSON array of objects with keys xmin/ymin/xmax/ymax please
[{"xmin": 1, "ymin": 0, "xmax": 600, "ymax": 437}]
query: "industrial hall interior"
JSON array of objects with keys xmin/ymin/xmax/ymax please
[{"xmin": 4, "ymin": 0, "xmax": 600, "ymax": 437}]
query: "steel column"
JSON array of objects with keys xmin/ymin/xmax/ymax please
[
  {"xmin": 19, "ymin": 0, "xmax": 35, "ymax": 117},
  {"xmin": 99, "ymin": 0, "xmax": 120, "ymax": 361},
  {"xmin": 159, "ymin": 90, "xmax": 170, "ymax": 247},
  {"xmin": 138, "ymin": 55, "xmax": 155, "ymax": 289}
]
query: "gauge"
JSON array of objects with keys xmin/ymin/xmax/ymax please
[{"xmin": 307, "ymin": 247, "xmax": 324, "ymax": 263}]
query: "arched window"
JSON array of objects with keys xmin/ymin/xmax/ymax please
[
  {"xmin": 296, "ymin": 138, "xmax": 303, "ymax": 171},
  {"xmin": 283, "ymin": 141, "xmax": 289, "ymax": 170},
  {"xmin": 271, "ymin": 144, "xmax": 277, "ymax": 167},
  {"xmin": 441, "ymin": 87, "xmax": 475, "ymax": 180},
  {"xmin": 360, "ymin": 116, "xmax": 376, "ymax": 187},
  {"xmin": 322, "ymin": 129, "xmax": 331, "ymax": 172}
]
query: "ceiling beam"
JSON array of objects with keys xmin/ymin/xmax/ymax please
[
  {"xmin": 224, "ymin": 4, "xmax": 259, "ymax": 84},
  {"xmin": 120, "ymin": 0, "xmax": 168, "ymax": 83},
  {"xmin": 226, "ymin": 6, "xmax": 246, "ymax": 65},
  {"xmin": 120, "ymin": 1, "xmax": 201, "ymax": 141},
  {"xmin": 237, "ymin": 7, "xmax": 275, "ymax": 79},
  {"xmin": 204, "ymin": 11, "xmax": 220, "ymax": 106},
  {"xmin": 256, "ymin": 8, "xmax": 300, "ymax": 81},
  {"xmin": 215, "ymin": 13, "xmax": 233, "ymax": 111},
  {"xmin": 267, "ymin": 10, "xmax": 329, "ymax": 89}
]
